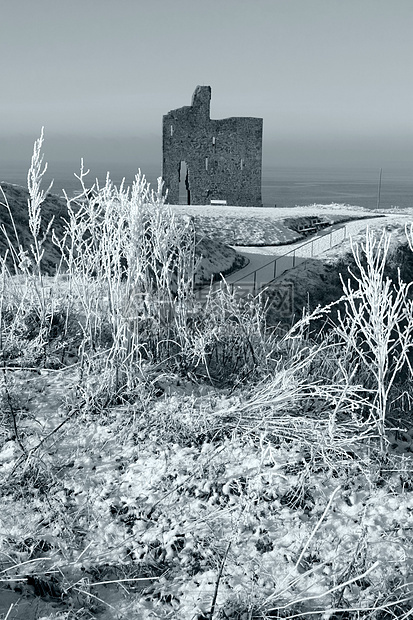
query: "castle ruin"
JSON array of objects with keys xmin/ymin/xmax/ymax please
[{"xmin": 162, "ymin": 86, "xmax": 263, "ymax": 206}]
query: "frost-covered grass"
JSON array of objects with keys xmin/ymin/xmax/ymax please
[{"xmin": 0, "ymin": 133, "xmax": 413, "ymax": 619}]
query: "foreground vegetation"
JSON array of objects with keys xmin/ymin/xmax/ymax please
[{"xmin": 0, "ymin": 132, "xmax": 413, "ymax": 619}]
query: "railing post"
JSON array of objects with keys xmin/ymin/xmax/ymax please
[
  {"xmin": 293, "ymin": 251, "xmax": 296, "ymax": 268},
  {"xmin": 253, "ymin": 270, "xmax": 257, "ymax": 295},
  {"xmin": 273, "ymin": 258, "xmax": 277, "ymax": 279},
  {"xmin": 330, "ymin": 232, "xmax": 332, "ymax": 249}
]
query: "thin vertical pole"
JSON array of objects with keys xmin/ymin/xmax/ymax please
[
  {"xmin": 376, "ymin": 168, "xmax": 382, "ymax": 210},
  {"xmin": 253, "ymin": 270, "xmax": 257, "ymax": 295}
]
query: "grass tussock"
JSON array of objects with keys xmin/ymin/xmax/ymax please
[{"xmin": 0, "ymin": 131, "xmax": 413, "ymax": 620}]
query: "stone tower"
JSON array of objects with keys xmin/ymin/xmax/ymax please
[{"xmin": 162, "ymin": 86, "xmax": 263, "ymax": 206}]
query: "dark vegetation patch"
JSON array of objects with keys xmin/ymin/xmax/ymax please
[
  {"xmin": 310, "ymin": 241, "xmax": 413, "ymax": 321},
  {"xmin": 265, "ymin": 239, "xmax": 413, "ymax": 331},
  {"xmin": 0, "ymin": 182, "xmax": 67, "ymax": 274}
]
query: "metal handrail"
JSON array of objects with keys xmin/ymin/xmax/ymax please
[{"xmin": 230, "ymin": 223, "xmax": 348, "ymax": 292}]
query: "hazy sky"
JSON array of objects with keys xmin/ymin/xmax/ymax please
[{"xmin": 1, "ymin": 0, "xmax": 412, "ymax": 173}]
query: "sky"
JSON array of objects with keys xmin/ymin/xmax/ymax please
[{"xmin": 1, "ymin": 0, "xmax": 412, "ymax": 178}]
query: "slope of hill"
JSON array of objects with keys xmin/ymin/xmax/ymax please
[
  {"xmin": 2, "ymin": 176, "xmax": 413, "ymax": 619},
  {"xmin": 0, "ymin": 182, "xmax": 247, "ymax": 281},
  {"xmin": 0, "ymin": 182, "xmax": 67, "ymax": 274}
]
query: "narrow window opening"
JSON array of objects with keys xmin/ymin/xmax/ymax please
[
  {"xmin": 240, "ymin": 158, "xmax": 244, "ymax": 170},
  {"xmin": 205, "ymin": 157, "xmax": 208, "ymax": 171},
  {"xmin": 170, "ymin": 125, "xmax": 174, "ymax": 137},
  {"xmin": 178, "ymin": 161, "xmax": 191, "ymax": 205},
  {"xmin": 212, "ymin": 136, "xmax": 216, "ymax": 146}
]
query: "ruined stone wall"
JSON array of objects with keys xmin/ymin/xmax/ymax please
[{"xmin": 162, "ymin": 86, "xmax": 263, "ymax": 206}]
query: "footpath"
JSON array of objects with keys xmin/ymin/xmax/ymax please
[{"xmin": 208, "ymin": 213, "xmax": 411, "ymax": 298}]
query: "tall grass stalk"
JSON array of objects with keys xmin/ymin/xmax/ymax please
[
  {"xmin": 53, "ymin": 158, "xmax": 200, "ymax": 394},
  {"xmin": 26, "ymin": 127, "xmax": 55, "ymax": 318},
  {"xmin": 0, "ymin": 129, "xmax": 56, "ymax": 355},
  {"xmin": 332, "ymin": 228, "xmax": 413, "ymax": 454}
]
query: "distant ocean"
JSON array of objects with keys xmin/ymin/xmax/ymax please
[{"xmin": 1, "ymin": 161, "xmax": 412, "ymax": 211}]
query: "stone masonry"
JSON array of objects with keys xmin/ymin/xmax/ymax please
[{"xmin": 162, "ymin": 86, "xmax": 263, "ymax": 206}]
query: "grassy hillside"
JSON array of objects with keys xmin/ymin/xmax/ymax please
[
  {"xmin": 1, "ymin": 135, "xmax": 413, "ymax": 620},
  {"xmin": 0, "ymin": 182, "xmax": 247, "ymax": 283}
]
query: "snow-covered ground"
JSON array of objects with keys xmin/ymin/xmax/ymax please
[
  {"xmin": 1, "ymin": 361, "xmax": 413, "ymax": 619},
  {"xmin": 171, "ymin": 202, "xmax": 377, "ymax": 219},
  {"xmin": 172, "ymin": 203, "xmax": 379, "ymax": 247},
  {"xmin": 1, "ymin": 199, "xmax": 413, "ymax": 619}
]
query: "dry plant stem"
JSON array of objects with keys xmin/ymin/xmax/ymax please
[
  {"xmin": 26, "ymin": 128, "xmax": 55, "ymax": 319},
  {"xmin": 272, "ymin": 591, "xmax": 413, "ymax": 619},
  {"xmin": 4, "ymin": 604, "xmax": 14, "ymax": 620},
  {"xmin": 1, "ymin": 366, "xmax": 25, "ymax": 452},
  {"xmin": 0, "ymin": 133, "xmax": 56, "ymax": 360},
  {"xmin": 294, "ymin": 485, "xmax": 341, "ymax": 572},
  {"xmin": 0, "ymin": 557, "xmax": 53, "ymax": 575},
  {"xmin": 334, "ymin": 526, "xmax": 367, "ymax": 608},
  {"xmin": 7, "ymin": 402, "xmax": 82, "ymax": 479},
  {"xmin": 72, "ymin": 587, "xmax": 117, "ymax": 612},
  {"xmin": 209, "ymin": 540, "xmax": 231, "ymax": 620},
  {"xmin": 145, "ymin": 444, "xmax": 226, "ymax": 520},
  {"xmin": 262, "ymin": 487, "xmax": 341, "ymax": 608},
  {"xmin": 0, "ymin": 258, "xmax": 7, "ymax": 352},
  {"xmin": 406, "ymin": 222, "xmax": 413, "ymax": 254},
  {"xmin": 268, "ymin": 558, "xmax": 331, "ymax": 604},
  {"xmin": 27, "ymin": 127, "xmax": 54, "ymax": 267},
  {"xmin": 267, "ymin": 560, "xmax": 380, "ymax": 615},
  {"xmin": 335, "ymin": 228, "xmax": 413, "ymax": 453},
  {"xmin": 81, "ymin": 577, "xmax": 160, "ymax": 587}
]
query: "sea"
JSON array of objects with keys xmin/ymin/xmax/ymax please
[{"xmin": 1, "ymin": 161, "xmax": 412, "ymax": 211}]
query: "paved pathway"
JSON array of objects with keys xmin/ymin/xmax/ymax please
[{"xmin": 209, "ymin": 214, "xmax": 408, "ymax": 297}]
